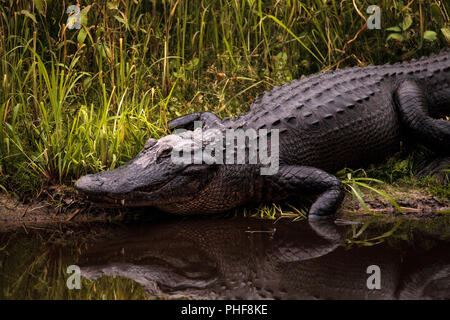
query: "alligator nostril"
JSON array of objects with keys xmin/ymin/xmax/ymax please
[
  {"xmin": 93, "ymin": 177, "xmax": 104, "ymax": 186},
  {"xmin": 75, "ymin": 176, "xmax": 89, "ymax": 191},
  {"xmin": 74, "ymin": 178, "xmax": 86, "ymax": 191},
  {"xmin": 75, "ymin": 175, "xmax": 104, "ymax": 193}
]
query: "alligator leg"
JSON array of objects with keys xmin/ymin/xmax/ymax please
[
  {"xmin": 266, "ymin": 166, "xmax": 345, "ymax": 221},
  {"xmin": 168, "ymin": 111, "xmax": 222, "ymax": 130},
  {"xmin": 395, "ymin": 80, "xmax": 450, "ymax": 154}
]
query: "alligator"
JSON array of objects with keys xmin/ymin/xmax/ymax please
[
  {"xmin": 79, "ymin": 218, "xmax": 450, "ymax": 299},
  {"xmin": 75, "ymin": 50, "xmax": 450, "ymax": 220}
]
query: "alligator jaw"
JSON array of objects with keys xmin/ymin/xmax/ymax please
[
  {"xmin": 76, "ymin": 183, "xmax": 195, "ymax": 208},
  {"xmin": 74, "ymin": 162, "xmax": 180, "ymax": 207}
]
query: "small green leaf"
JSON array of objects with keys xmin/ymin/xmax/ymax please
[
  {"xmin": 32, "ymin": 0, "xmax": 46, "ymax": 16},
  {"xmin": 77, "ymin": 27, "xmax": 87, "ymax": 44},
  {"xmin": 441, "ymin": 27, "xmax": 450, "ymax": 43},
  {"xmin": 19, "ymin": 10, "xmax": 37, "ymax": 24},
  {"xmin": 423, "ymin": 30, "xmax": 437, "ymax": 41},
  {"xmin": 347, "ymin": 184, "xmax": 374, "ymax": 215},
  {"xmin": 80, "ymin": 5, "xmax": 91, "ymax": 26},
  {"xmin": 97, "ymin": 42, "xmax": 111, "ymax": 59},
  {"xmin": 386, "ymin": 26, "xmax": 401, "ymax": 32},
  {"xmin": 386, "ymin": 33, "xmax": 404, "ymax": 42},
  {"xmin": 400, "ymin": 15, "xmax": 412, "ymax": 31},
  {"xmin": 114, "ymin": 15, "xmax": 129, "ymax": 29},
  {"xmin": 107, "ymin": 1, "xmax": 119, "ymax": 10},
  {"xmin": 430, "ymin": 3, "xmax": 443, "ymax": 23},
  {"xmin": 275, "ymin": 51, "xmax": 287, "ymax": 64}
]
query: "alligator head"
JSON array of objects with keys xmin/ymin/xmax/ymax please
[{"xmin": 74, "ymin": 129, "xmax": 219, "ymax": 211}]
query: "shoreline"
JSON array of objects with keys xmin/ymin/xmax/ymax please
[{"xmin": 1, "ymin": 184, "xmax": 448, "ymax": 232}]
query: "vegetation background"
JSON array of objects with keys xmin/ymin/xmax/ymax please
[{"xmin": 0, "ymin": 0, "xmax": 448, "ymax": 203}]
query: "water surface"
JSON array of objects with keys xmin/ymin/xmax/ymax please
[{"xmin": 1, "ymin": 216, "xmax": 449, "ymax": 299}]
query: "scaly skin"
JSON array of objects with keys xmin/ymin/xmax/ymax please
[{"xmin": 75, "ymin": 49, "xmax": 450, "ymax": 220}]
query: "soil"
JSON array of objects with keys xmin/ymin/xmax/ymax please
[
  {"xmin": 0, "ymin": 185, "xmax": 448, "ymax": 231},
  {"xmin": 0, "ymin": 192, "xmax": 122, "ymax": 232},
  {"xmin": 340, "ymin": 186, "xmax": 449, "ymax": 220}
]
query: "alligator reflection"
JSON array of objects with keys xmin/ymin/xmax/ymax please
[{"xmin": 79, "ymin": 218, "xmax": 450, "ymax": 299}]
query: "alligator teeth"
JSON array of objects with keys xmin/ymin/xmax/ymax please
[{"xmin": 121, "ymin": 199, "xmax": 125, "ymax": 206}]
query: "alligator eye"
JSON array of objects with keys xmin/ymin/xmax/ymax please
[{"xmin": 157, "ymin": 146, "xmax": 173, "ymax": 158}]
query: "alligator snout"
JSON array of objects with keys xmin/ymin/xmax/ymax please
[{"xmin": 74, "ymin": 174, "xmax": 105, "ymax": 194}]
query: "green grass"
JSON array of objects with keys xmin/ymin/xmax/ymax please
[{"xmin": 0, "ymin": 0, "xmax": 448, "ymax": 211}]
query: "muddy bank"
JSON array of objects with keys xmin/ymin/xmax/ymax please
[
  {"xmin": 0, "ymin": 193, "xmax": 122, "ymax": 232},
  {"xmin": 340, "ymin": 186, "xmax": 449, "ymax": 220},
  {"xmin": 0, "ymin": 184, "xmax": 449, "ymax": 232}
]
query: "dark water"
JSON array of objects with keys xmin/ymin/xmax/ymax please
[{"xmin": 1, "ymin": 216, "xmax": 449, "ymax": 299}]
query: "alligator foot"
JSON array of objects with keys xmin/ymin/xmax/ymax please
[
  {"xmin": 266, "ymin": 166, "xmax": 345, "ymax": 221},
  {"xmin": 168, "ymin": 111, "xmax": 222, "ymax": 131}
]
